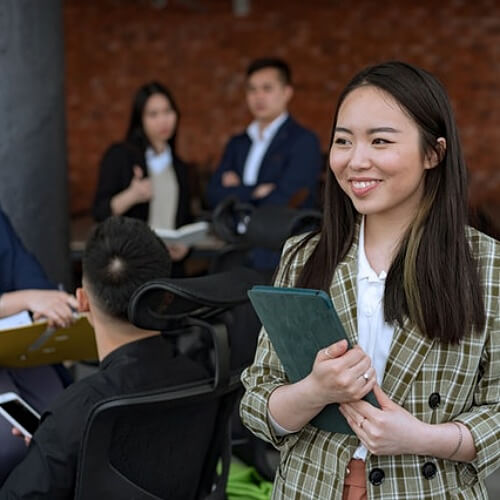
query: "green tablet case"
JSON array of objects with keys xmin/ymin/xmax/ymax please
[{"xmin": 248, "ymin": 285, "xmax": 379, "ymax": 434}]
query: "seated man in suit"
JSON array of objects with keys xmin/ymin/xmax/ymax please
[
  {"xmin": 206, "ymin": 57, "xmax": 322, "ymax": 210},
  {"xmin": 0, "ymin": 216, "xmax": 207, "ymax": 499},
  {"xmin": 0, "ymin": 206, "xmax": 77, "ymax": 484},
  {"xmin": 206, "ymin": 57, "xmax": 322, "ymax": 270}
]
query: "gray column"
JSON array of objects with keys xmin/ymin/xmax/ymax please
[{"xmin": 0, "ymin": 0, "xmax": 71, "ymax": 288}]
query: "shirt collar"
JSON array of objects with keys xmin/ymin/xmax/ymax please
[
  {"xmin": 246, "ymin": 112, "xmax": 288, "ymax": 142},
  {"xmin": 145, "ymin": 145, "xmax": 172, "ymax": 162},
  {"xmin": 357, "ymin": 216, "xmax": 387, "ymax": 282}
]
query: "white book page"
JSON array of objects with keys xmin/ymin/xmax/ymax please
[
  {"xmin": 153, "ymin": 221, "xmax": 209, "ymax": 245},
  {"xmin": 0, "ymin": 311, "xmax": 33, "ymax": 331}
]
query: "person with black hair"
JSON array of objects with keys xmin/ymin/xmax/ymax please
[
  {"xmin": 240, "ymin": 61, "xmax": 499, "ymax": 498},
  {"xmin": 92, "ymin": 82, "xmax": 192, "ymax": 264},
  {"xmin": 0, "ymin": 216, "xmax": 206, "ymax": 499},
  {"xmin": 206, "ymin": 58, "xmax": 322, "ymax": 270}
]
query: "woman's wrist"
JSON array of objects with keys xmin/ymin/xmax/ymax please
[
  {"xmin": 268, "ymin": 378, "xmax": 326, "ymax": 433},
  {"xmin": 0, "ymin": 290, "xmax": 31, "ymax": 317},
  {"xmin": 299, "ymin": 374, "xmax": 330, "ymax": 411},
  {"xmin": 416, "ymin": 421, "xmax": 475, "ymax": 461},
  {"xmin": 110, "ymin": 188, "xmax": 135, "ymax": 215}
]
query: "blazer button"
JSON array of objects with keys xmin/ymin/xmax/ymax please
[
  {"xmin": 428, "ymin": 392, "xmax": 441, "ymax": 409},
  {"xmin": 422, "ymin": 462, "xmax": 437, "ymax": 479},
  {"xmin": 369, "ymin": 468, "xmax": 385, "ymax": 486}
]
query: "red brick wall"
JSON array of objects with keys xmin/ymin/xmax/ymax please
[{"xmin": 64, "ymin": 0, "xmax": 500, "ymax": 216}]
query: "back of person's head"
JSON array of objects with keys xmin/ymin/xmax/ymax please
[
  {"xmin": 125, "ymin": 81, "xmax": 180, "ymax": 152},
  {"xmin": 82, "ymin": 216, "xmax": 171, "ymax": 322},
  {"xmin": 246, "ymin": 57, "xmax": 292, "ymax": 86}
]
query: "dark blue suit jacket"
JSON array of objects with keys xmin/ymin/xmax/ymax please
[
  {"xmin": 0, "ymin": 207, "xmax": 53, "ymax": 294},
  {"xmin": 206, "ymin": 116, "xmax": 322, "ymax": 209}
]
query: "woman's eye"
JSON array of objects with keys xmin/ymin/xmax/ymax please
[
  {"xmin": 334, "ymin": 137, "xmax": 350, "ymax": 145},
  {"xmin": 372, "ymin": 138, "xmax": 392, "ymax": 145}
]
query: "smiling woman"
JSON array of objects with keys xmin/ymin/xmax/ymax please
[
  {"xmin": 329, "ymin": 85, "xmax": 445, "ymax": 269},
  {"xmin": 240, "ymin": 61, "xmax": 499, "ymax": 500}
]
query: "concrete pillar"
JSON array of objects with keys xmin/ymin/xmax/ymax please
[{"xmin": 0, "ymin": 0, "xmax": 71, "ymax": 288}]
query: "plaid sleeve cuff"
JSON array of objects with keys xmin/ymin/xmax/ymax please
[{"xmin": 454, "ymin": 407, "xmax": 500, "ymax": 480}]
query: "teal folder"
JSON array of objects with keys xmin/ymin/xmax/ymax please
[{"xmin": 248, "ymin": 285, "xmax": 379, "ymax": 434}]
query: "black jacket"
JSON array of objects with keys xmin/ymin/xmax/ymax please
[
  {"xmin": 92, "ymin": 142, "xmax": 192, "ymax": 227},
  {"xmin": 0, "ymin": 335, "xmax": 208, "ymax": 499}
]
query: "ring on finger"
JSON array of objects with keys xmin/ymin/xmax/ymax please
[
  {"xmin": 359, "ymin": 417, "xmax": 366, "ymax": 429},
  {"xmin": 363, "ymin": 371, "xmax": 369, "ymax": 382}
]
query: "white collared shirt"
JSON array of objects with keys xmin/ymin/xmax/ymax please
[
  {"xmin": 242, "ymin": 112, "xmax": 288, "ymax": 185},
  {"xmin": 145, "ymin": 145, "xmax": 173, "ymax": 175},
  {"xmin": 352, "ymin": 216, "xmax": 394, "ymax": 460},
  {"xmin": 269, "ymin": 217, "xmax": 395, "ymax": 462}
]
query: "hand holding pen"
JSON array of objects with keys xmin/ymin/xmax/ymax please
[{"xmin": 27, "ymin": 284, "xmax": 78, "ymax": 328}]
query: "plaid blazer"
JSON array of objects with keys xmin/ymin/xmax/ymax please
[{"xmin": 240, "ymin": 225, "xmax": 499, "ymax": 499}]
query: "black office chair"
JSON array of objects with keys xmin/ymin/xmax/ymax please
[
  {"xmin": 211, "ymin": 196, "xmax": 322, "ymax": 279},
  {"xmin": 74, "ymin": 268, "xmax": 264, "ymax": 500}
]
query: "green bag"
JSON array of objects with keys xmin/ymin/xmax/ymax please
[{"xmin": 226, "ymin": 461, "xmax": 273, "ymax": 500}]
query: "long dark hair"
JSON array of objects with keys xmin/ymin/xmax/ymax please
[
  {"xmin": 289, "ymin": 61, "xmax": 485, "ymax": 344},
  {"xmin": 125, "ymin": 81, "xmax": 180, "ymax": 153}
]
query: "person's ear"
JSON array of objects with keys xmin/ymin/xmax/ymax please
[
  {"xmin": 425, "ymin": 137, "xmax": 446, "ymax": 170},
  {"xmin": 284, "ymin": 84, "xmax": 293, "ymax": 103},
  {"xmin": 76, "ymin": 288, "xmax": 90, "ymax": 313}
]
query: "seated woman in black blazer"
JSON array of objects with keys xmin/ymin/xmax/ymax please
[{"xmin": 93, "ymin": 82, "xmax": 191, "ymax": 265}]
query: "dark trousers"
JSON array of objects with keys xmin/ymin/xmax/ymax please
[{"xmin": 0, "ymin": 366, "xmax": 64, "ymax": 484}]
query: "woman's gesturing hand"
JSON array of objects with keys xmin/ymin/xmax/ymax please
[
  {"xmin": 128, "ymin": 166, "xmax": 152, "ymax": 204},
  {"xmin": 305, "ymin": 340, "xmax": 377, "ymax": 407}
]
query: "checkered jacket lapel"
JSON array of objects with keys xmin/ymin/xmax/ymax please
[
  {"xmin": 383, "ymin": 319, "xmax": 435, "ymax": 405},
  {"xmin": 329, "ymin": 245, "xmax": 359, "ymax": 347}
]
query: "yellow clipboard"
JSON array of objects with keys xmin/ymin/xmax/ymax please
[{"xmin": 0, "ymin": 315, "xmax": 98, "ymax": 367}]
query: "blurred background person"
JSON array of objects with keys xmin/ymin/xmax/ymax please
[
  {"xmin": 206, "ymin": 58, "xmax": 323, "ymax": 271},
  {"xmin": 92, "ymin": 82, "xmax": 192, "ymax": 269},
  {"xmin": 206, "ymin": 58, "xmax": 322, "ymax": 211}
]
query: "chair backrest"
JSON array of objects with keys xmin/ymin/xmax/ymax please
[
  {"xmin": 75, "ymin": 269, "xmax": 264, "ymax": 500},
  {"xmin": 211, "ymin": 196, "xmax": 322, "ymax": 251},
  {"xmin": 74, "ymin": 376, "xmax": 241, "ymax": 500}
]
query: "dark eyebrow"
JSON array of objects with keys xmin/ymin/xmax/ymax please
[
  {"xmin": 367, "ymin": 127, "xmax": 402, "ymax": 134},
  {"xmin": 334, "ymin": 127, "xmax": 352, "ymax": 134},
  {"xmin": 335, "ymin": 126, "xmax": 402, "ymax": 134}
]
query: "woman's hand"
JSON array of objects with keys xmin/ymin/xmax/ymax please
[
  {"xmin": 306, "ymin": 340, "xmax": 377, "ymax": 406},
  {"xmin": 110, "ymin": 166, "xmax": 152, "ymax": 215},
  {"xmin": 268, "ymin": 340, "xmax": 376, "ymax": 433},
  {"xmin": 339, "ymin": 384, "xmax": 427, "ymax": 456},
  {"xmin": 26, "ymin": 290, "xmax": 78, "ymax": 328},
  {"xmin": 128, "ymin": 166, "xmax": 152, "ymax": 204},
  {"xmin": 166, "ymin": 243, "xmax": 189, "ymax": 262}
]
